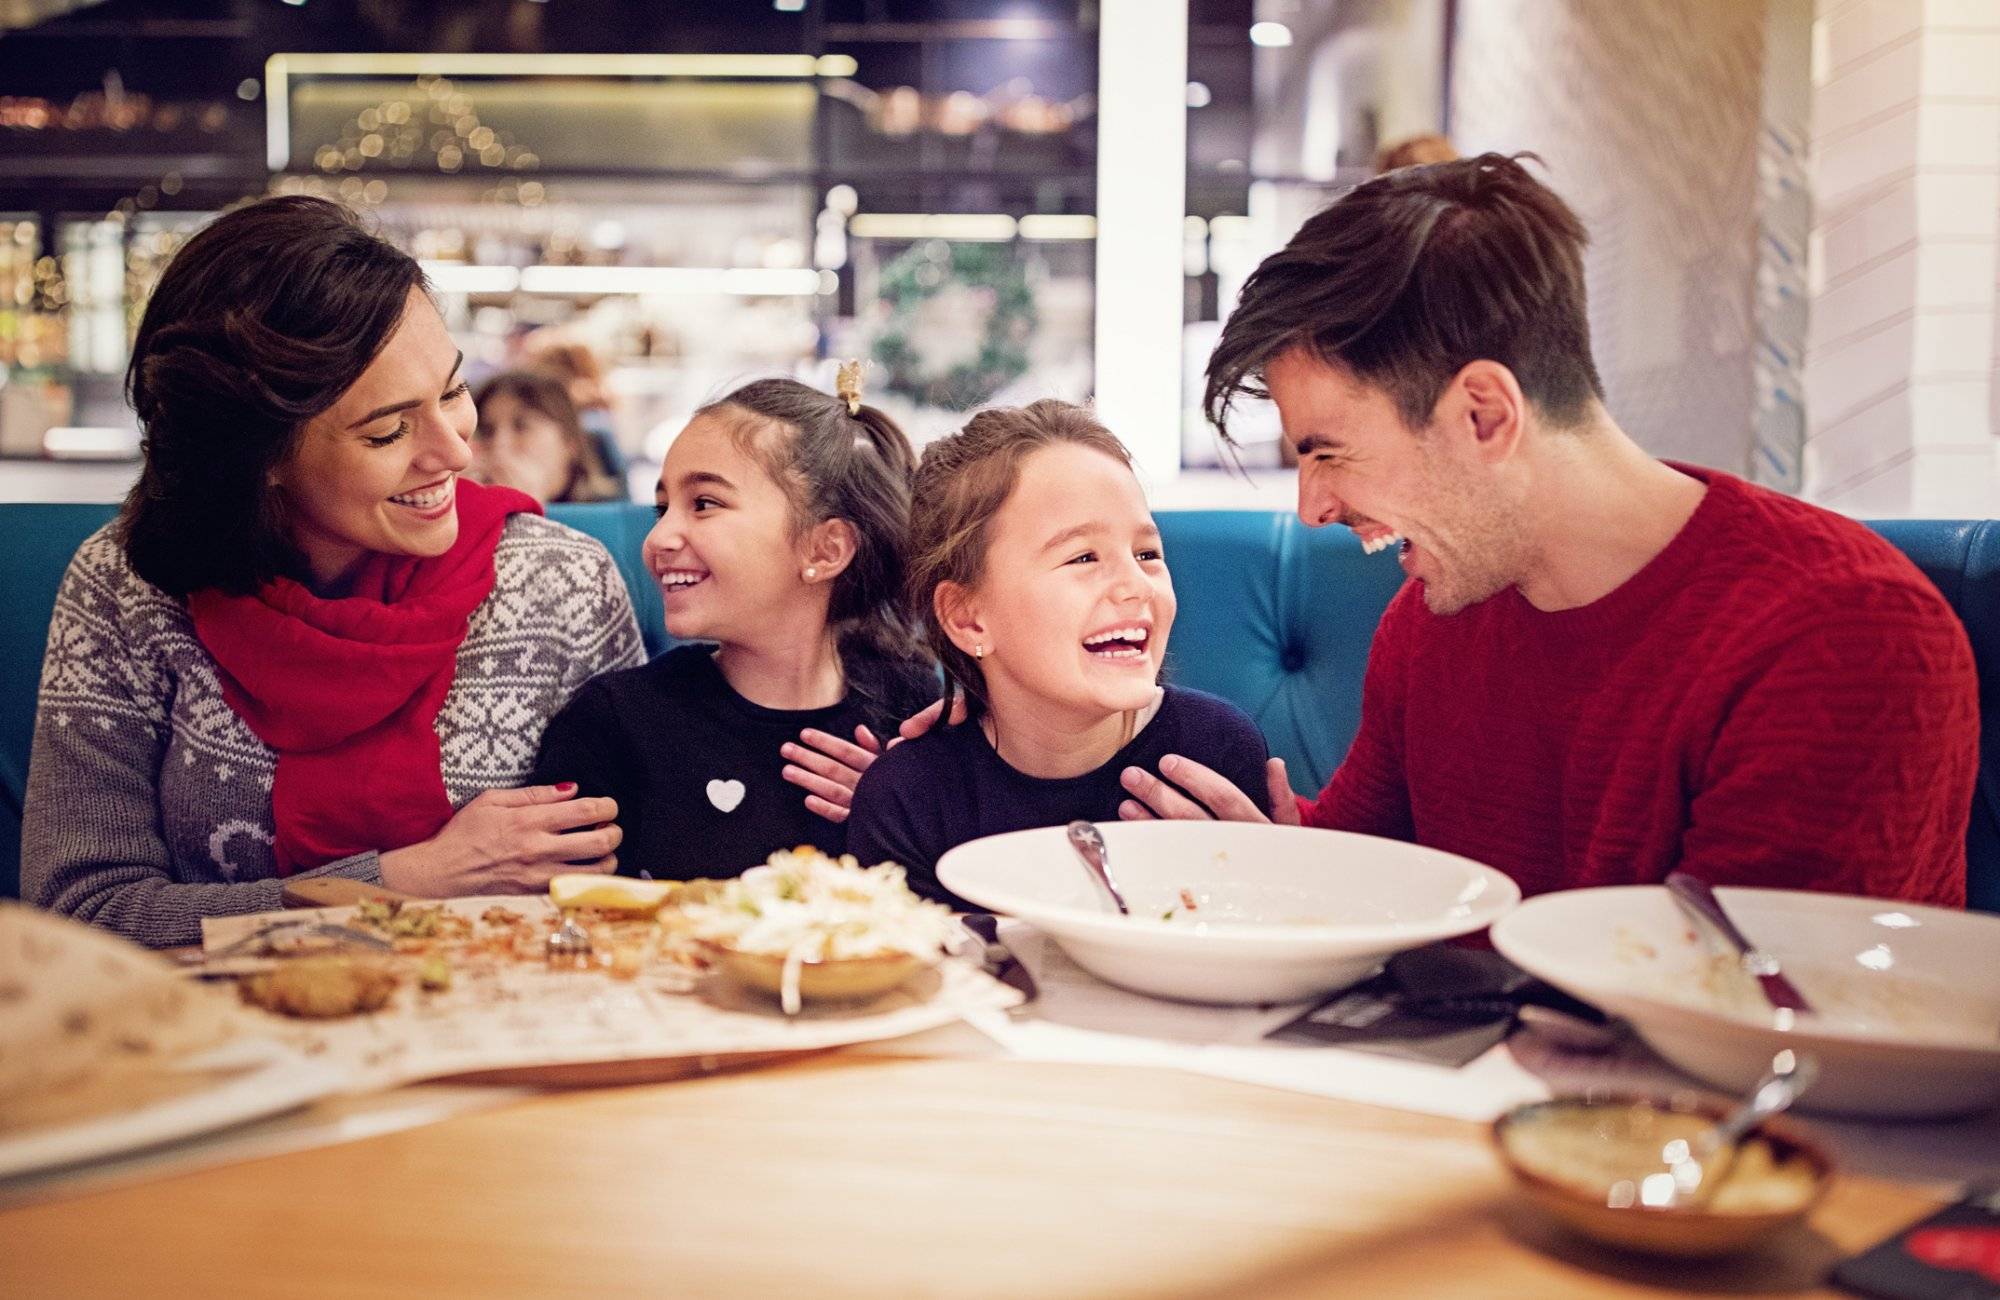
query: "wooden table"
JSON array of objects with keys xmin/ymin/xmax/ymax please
[{"xmin": 0, "ymin": 1053, "xmax": 1938, "ymax": 1299}]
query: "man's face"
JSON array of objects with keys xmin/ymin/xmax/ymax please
[{"xmin": 1266, "ymin": 347, "xmax": 1524, "ymax": 615}]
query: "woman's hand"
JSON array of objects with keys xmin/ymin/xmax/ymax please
[
  {"xmin": 1117, "ymin": 756, "xmax": 1301, "ymax": 825},
  {"xmin": 378, "ymin": 783, "xmax": 621, "ymax": 895},
  {"xmin": 784, "ymin": 726, "xmax": 883, "ymax": 824}
]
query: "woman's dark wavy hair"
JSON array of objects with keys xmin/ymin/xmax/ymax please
[
  {"xmin": 700, "ymin": 378, "xmax": 929, "ymax": 705},
  {"xmin": 1204, "ymin": 152, "xmax": 1605, "ymax": 439},
  {"xmin": 119, "ymin": 195, "xmax": 426, "ymax": 596}
]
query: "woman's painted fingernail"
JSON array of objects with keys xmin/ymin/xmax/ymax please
[{"xmin": 556, "ymin": 782, "xmax": 577, "ymax": 794}]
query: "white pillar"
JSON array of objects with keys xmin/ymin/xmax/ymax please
[
  {"xmin": 1804, "ymin": 0, "xmax": 2000, "ymax": 515},
  {"xmin": 1094, "ymin": 0, "xmax": 1189, "ymax": 483}
]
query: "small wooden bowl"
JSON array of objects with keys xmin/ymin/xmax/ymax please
[
  {"xmin": 702, "ymin": 943, "xmax": 933, "ymax": 1005},
  {"xmin": 1492, "ymin": 1094, "xmax": 1833, "ymax": 1259}
]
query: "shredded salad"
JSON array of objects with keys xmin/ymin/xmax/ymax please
[{"xmin": 678, "ymin": 848, "xmax": 960, "ymax": 1012}]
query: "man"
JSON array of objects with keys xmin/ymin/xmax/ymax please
[{"xmin": 1117, "ymin": 153, "xmax": 1977, "ymax": 905}]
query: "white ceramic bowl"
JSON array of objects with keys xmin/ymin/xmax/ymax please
[
  {"xmin": 1491, "ymin": 886, "xmax": 2000, "ymax": 1118},
  {"xmin": 935, "ymin": 821, "xmax": 1520, "ymax": 1005}
]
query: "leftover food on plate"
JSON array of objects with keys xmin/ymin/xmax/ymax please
[
  {"xmin": 239, "ymin": 955, "xmax": 401, "ymax": 1020},
  {"xmin": 679, "ymin": 848, "xmax": 961, "ymax": 1014},
  {"xmin": 202, "ymin": 852, "xmax": 975, "ymax": 1023},
  {"xmin": 1619, "ymin": 923, "xmax": 1994, "ymax": 1040}
]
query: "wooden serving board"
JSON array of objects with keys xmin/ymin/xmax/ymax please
[{"xmin": 278, "ymin": 878, "xmax": 417, "ymax": 910}]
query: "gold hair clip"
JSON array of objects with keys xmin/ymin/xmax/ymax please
[{"xmin": 835, "ymin": 359, "xmax": 865, "ymax": 416}]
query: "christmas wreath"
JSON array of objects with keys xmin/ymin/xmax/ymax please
[{"xmin": 870, "ymin": 239, "xmax": 1035, "ymax": 410}]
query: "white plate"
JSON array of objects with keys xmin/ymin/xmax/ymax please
[
  {"xmin": 0, "ymin": 1036, "xmax": 350, "ymax": 1181},
  {"xmin": 937, "ymin": 821, "xmax": 1519, "ymax": 1005},
  {"xmin": 1491, "ymin": 886, "xmax": 2000, "ymax": 1118}
]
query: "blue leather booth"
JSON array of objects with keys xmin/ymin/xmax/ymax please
[{"xmin": 4, "ymin": 502, "xmax": 1994, "ymax": 911}]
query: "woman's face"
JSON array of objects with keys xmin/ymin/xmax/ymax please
[
  {"xmin": 470, "ymin": 389, "xmax": 575, "ymax": 503},
  {"xmin": 946, "ymin": 442, "xmax": 1176, "ymax": 725},
  {"xmin": 272, "ymin": 288, "xmax": 475, "ymax": 589},
  {"xmin": 643, "ymin": 413, "xmax": 818, "ymax": 645}
]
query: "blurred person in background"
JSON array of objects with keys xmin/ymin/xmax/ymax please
[
  {"xmin": 1375, "ymin": 133, "xmax": 1458, "ymax": 173},
  {"xmin": 471, "ymin": 369, "xmax": 623, "ymax": 505},
  {"xmin": 521, "ymin": 330, "xmax": 631, "ymax": 482}
]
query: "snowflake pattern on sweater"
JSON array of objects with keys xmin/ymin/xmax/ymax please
[{"xmin": 22, "ymin": 514, "xmax": 645, "ymax": 947}]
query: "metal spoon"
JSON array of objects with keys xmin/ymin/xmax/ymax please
[
  {"xmin": 1065, "ymin": 820, "xmax": 1130, "ymax": 915},
  {"xmin": 1666, "ymin": 871, "xmax": 1815, "ymax": 1014},
  {"xmin": 1650, "ymin": 1051, "xmax": 1820, "ymax": 1209}
]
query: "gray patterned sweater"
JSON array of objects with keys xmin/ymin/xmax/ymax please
[{"xmin": 21, "ymin": 515, "xmax": 646, "ymax": 948}]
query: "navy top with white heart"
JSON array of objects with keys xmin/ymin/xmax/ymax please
[{"xmin": 532, "ymin": 644, "xmax": 938, "ymax": 880}]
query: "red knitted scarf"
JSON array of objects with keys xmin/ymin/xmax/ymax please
[{"xmin": 189, "ymin": 479, "xmax": 540, "ymax": 874}]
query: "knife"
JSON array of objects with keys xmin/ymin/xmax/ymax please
[
  {"xmin": 961, "ymin": 912, "xmax": 1037, "ymax": 1008},
  {"xmin": 1665, "ymin": 871, "xmax": 1815, "ymax": 1014}
]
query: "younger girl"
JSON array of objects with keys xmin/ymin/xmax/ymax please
[
  {"xmin": 846, "ymin": 400, "xmax": 1272, "ymax": 903},
  {"xmin": 532, "ymin": 376, "xmax": 937, "ymax": 879}
]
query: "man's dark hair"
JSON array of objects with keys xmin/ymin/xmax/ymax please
[
  {"xmin": 1204, "ymin": 152, "xmax": 1604, "ymax": 439},
  {"xmin": 119, "ymin": 194, "xmax": 425, "ymax": 596}
]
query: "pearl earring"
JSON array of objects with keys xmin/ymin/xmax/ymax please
[
  {"xmin": 803, "ymin": 566, "xmax": 818, "ymax": 581},
  {"xmin": 973, "ymin": 644, "xmax": 985, "ymax": 659}
]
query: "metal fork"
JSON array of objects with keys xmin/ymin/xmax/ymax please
[{"xmin": 201, "ymin": 919, "xmax": 395, "ymax": 961}]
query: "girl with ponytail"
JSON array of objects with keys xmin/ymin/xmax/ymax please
[{"xmin": 530, "ymin": 368, "xmax": 938, "ymax": 878}]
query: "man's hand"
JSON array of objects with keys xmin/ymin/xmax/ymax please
[
  {"xmin": 1118, "ymin": 755, "xmax": 1301, "ymax": 824},
  {"xmin": 890, "ymin": 693, "xmax": 970, "ymax": 748}
]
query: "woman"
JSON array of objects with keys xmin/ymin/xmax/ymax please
[
  {"xmin": 469, "ymin": 368, "xmax": 623, "ymax": 504},
  {"xmin": 21, "ymin": 195, "xmax": 645, "ymax": 947}
]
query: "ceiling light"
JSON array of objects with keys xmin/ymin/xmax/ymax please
[
  {"xmin": 1017, "ymin": 214, "xmax": 1096, "ymax": 240},
  {"xmin": 1249, "ymin": 21, "xmax": 1293, "ymax": 47},
  {"xmin": 847, "ymin": 213, "xmax": 1018, "ymax": 241},
  {"xmin": 419, "ymin": 262, "xmax": 522, "ymax": 294}
]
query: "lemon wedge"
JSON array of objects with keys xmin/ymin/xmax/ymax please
[{"xmin": 548, "ymin": 874, "xmax": 678, "ymax": 915}]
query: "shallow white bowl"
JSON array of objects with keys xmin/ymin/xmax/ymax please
[
  {"xmin": 1491, "ymin": 886, "xmax": 2000, "ymax": 1119},
  {"xmin": 936, "ymin": 821, "xmax": 1520, "ymax": 1005}
]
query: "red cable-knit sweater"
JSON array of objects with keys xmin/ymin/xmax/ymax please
[{"xmin": 1303, "ymin": 465, "xmax": 1978, "ymax": 905}]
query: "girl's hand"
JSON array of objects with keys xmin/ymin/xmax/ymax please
[
  {"xmin": 1117, "ymin": 756, "xmax": 1301, "ymax": 825},
  {"xmin": 378, "ymin": 784, "xmax": 622, "ymax": 895},
  {"xmin": 785, "ymin": 726, "xmax": 883, "ymax": 824}
]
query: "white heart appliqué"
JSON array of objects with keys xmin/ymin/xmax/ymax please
[{"xmin": 706, "ymin": 779, "xmax": 746, "ymax": 814}]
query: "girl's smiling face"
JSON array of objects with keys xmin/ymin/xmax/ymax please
[
  {"xmin": 941, "ymin": 442, "xmax": 1175, "ymax": 726},
  {"xmin": 644, "ymin": 411, "xmax": 825, "ymax": 645}
]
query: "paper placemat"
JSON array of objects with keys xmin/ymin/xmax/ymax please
[{"xmin": 201, "ymin": 896, "xmax": 1021, "ymax": 1091}]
